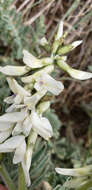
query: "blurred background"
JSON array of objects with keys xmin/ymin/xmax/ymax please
[{"xmin": 0, "ymin": 0, "xmax": 92, "ymax": 189}]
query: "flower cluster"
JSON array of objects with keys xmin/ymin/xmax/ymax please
[{"xmin": 0, "ymin": 20, "xmax": 92, "ymax": 187}]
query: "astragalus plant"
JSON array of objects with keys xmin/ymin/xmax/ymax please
[{"xmin": 0, "ymin": 21, "xmax": 92, "ymax": 189}]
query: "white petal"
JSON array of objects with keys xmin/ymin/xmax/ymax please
[
  {"xmin": 0, "ymin": 122, "xmax": 13, "ymax": 131},
  {"xmin": 23, "ymin": 50, "xmax": 42, "ymax": 68},
  {"xmin": 4, "ymin": 95, "xmax": 15, "ymax": 104},
  {"xmin": 12, "ymin": 122, "xmax": 23, "ymax": 136},
  {"xmin": 39, "ymin": 37, "xmax": 48, "ymax": 46},
  {"xmin": 56, "ymin": 20, "xmax": 63, "ymax": 40},
  {"xmin": 15, "ymin": 104, "xmax": 26, "ymax": 109},
  {"xmin": 5, "ymin": 104, "xmax": 15, "ymax": 113},
  {"xmin": 23, "ymin": 117, "xmax": 32, "ymax": 137},
  {"xmin": 0, "ymin": 129, "xmax": 12, "ymax": 143},
  {"xmin": 13, "ymin": 140, "xmax": 26, "ymax": 164},
  {"xmin": 0, "ymin": 66, "xmax": 29, "ymax": 76},
  {"xmin": 0, "ymin": 112, "xmax": 25, "ymax": 122},
  {"xmin": 72, "ymin": 40, "xmax": 82, "ymax": 49},
  {"xmin": 14, "ymin": 94, "xmax": 22, "ymax": 104},
  {"xmin": 13, "ymin": 79, "xmax": 30, "ymax": 96},
  {"xmin": 55, "ymin": 168, "xmax": 77, "ymax": 176},
  {"xmin": 7, "ymin": 77, "xmax": 17, "ymax": 94},
  {"xmin": 28, "ymin": 130, "xmax": 37, "ymax": 145},
  {"xmin": 31, "ymin": 111, "xmax": 53, "ymax": 140},
  {"xmin": 41, "ymin": 57, "xmax": 53, "ymax": 65},
  {"xmin": 22, "ymin": 160, "xmax": 31, "ymax": 187},
  {"xmin": 7, "ymin": 77, "xmax": 30, "ymax": 97},
  {"xmin": 68, "ymin": 68, "xmax": 92, "ymax": 80},
  {"xmin": 25, "ymin": 146, "xmax": 32, "ymax": 172},
  {"xmin": 24, "ymin": 89, "xmax": 47, "ymax": 110},
  {"xmin": 22, "ymin": 65, "xmax": 54, "ymax": 83},
  {"xmin": 0, "ymin": 135, "xmax": 25, "ymax": 152},
  {"xmin": 37, "ymin": 101, "xmax": 50, "ymax": 114},
  {"xmin": 56, "ymin": 166, "xmax": 92, "ymax": 177},
  {"xmin": 34, "ymin": 74, "xmax": 64, "ymax": 95},
  {"xmin": 57, "ymin": 60, "xmax": 92, "ymax": 80}
]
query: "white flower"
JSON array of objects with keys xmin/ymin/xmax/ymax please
[
  {"xmin": 68, "ymin": 67, "xmax": 92, "ymax": 80},
  {"xmin": 0, "ymin": 111, "xmax": 25, "ymax": 122},
  {"xmin": 13, "ymin": 139, "xmax": 26, "ymax": 164},
  {"xmin": 12, "ymin": 113, "xmax": 32, "ymax": 137},
  {"xmin": 55, "ymin": 165, "xmax": 92, "ymax": 177},
  {"xmin": 0, "ymin": 122, "xmax": 13, "ymax": 131},
  {"xmin": 72, "ymin": 41, "xmax": 83, "ymax": 49},
  {"xmin": 37, "ymin": 101, "xmax": 50, "ymax": 115},
  {"xmin": 4, "ymin": 78, "xmax": 31, "ymax": 112},
  {"xmin": 21, "ymin": 65, "xmax": 54, "ymax": 83},
  {"xmin": 24, "ymin": 89, "xmax": 47, "ymax": 110},
  {"xmin": 23, "ymin": 50, "xmax": 53, "ymax": 69},
  {"xmin": 39, "ymin": 37, "xmax": 48, "ymax": 46},
  {"xmin": 22, "ymin": 116, "xmax": 32, "ymax": 137},
  {"xmin": 57, "ymin": 60, "xmax": 92, "ymax": 80},
  {"xmin": 0, "ymin": 135, "xmax": 25, "ymax": 152},
  {"xmin": 0, "ymin": 134, "xmax": 30, "ymax": 186},
  {"xmin": 22, "ymin": 131, "xmax": 37, "ymax": 187},
  {"xmin": 34, "ymin": 73, "xmax": 64, "ymax": 95},
  {"xmin": 22, "ymin": 158, "xmax": 31, "ymax": 187},
  {"xmin": 31, "ymin": 110, "xmax": 53, "ymax": 140},
  {"xmin": 0, "ymin": 128, "xmax": 12, "ymax": 143},
  {"xmin": 0, "ymin": 66, "xmax": 30, "ymax": 76},
  {"xmin": 0, "ymin": 108, "xmax": 27, "ymax": 138},
  {"xmin": 56, "ymin": 20, "xmax": 63, "ymax": 40}
]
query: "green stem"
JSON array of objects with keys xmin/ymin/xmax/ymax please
[
  {"xmin": 18, "ymin": 164, "xmax": 28, "ymax": 190},
  {"xmin": 0, "ymin": 163, "xmax": 16, "ymax": 190}
]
